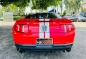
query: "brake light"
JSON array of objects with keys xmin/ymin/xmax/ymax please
[
  {"xmin": 15, "ymin": 24, "xmax": 28, "ymax": 33},
  {"xmin": 60, "ymin": 24, "xmax": 74, "ymax": 33},
  {"xmin": 15, "ymin": 25, "xmax": 19, "ymax": 31}
]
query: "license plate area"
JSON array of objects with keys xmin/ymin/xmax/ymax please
[{"xmin": 36, "ymin": 38, "xmax": 53, "ymax": 45}]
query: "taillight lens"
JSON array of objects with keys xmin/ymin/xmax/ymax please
[
  {"xmin": 15, "ymin": 24, "xmax": 28, "ymax": 33},
  {"xmin": 60, "ymin": 24, "xmax": 74, "ymax": 33},
  {"xmin": 15, "ymin": 25, "xmax": 20, "ymax": 31},
  {"xmin": 22, "ymin": 25, "xmax": 28, "ymax": 33}
]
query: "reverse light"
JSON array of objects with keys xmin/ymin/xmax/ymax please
[{"xmin": 22, "ymin": 25, "xmax": 28, "ymax": 33}]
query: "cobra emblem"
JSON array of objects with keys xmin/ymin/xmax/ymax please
[{"xmin": 41, "ymin": 25, "xmax": 47, "ymax": 32}]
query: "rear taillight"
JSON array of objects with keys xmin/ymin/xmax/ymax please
[
  {"xmin": 60, "ymin": 24, "xmax": 74, "ymax": 33},
  {"xmin": 15, "ymin": 25, "xmax": 20, "ymax": 31},
  {"xmin": 15, "ymin": 24, "xmax": 28, "ymax": 33}
]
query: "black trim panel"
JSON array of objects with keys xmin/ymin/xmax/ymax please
[{"xmin": 15, "ymin": 44, "xmax": 73, "ymax": 51}]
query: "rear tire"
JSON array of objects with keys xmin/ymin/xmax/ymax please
[
  {"xmin": 16, "ymin": 48, "xmax": 24, "ymax": 53},
  {"xmin": 62, "ymin": 50, "xmax": 66, "ymax": 53},
  {"xmin": 66, "ymin": 48, "xmax": 71, "ymax": 52}
]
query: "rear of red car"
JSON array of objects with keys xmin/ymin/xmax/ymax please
[{"xmin": 12, "ymin": 13, "xmax": 75, "ymax": 52}]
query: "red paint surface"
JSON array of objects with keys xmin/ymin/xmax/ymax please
[{"xmin": 12, "ymin": 18, "xmax": 75, "ymax": 45}]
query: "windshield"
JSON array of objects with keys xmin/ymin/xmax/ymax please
[{"xmin": 25, "ymin": 13, "xmax": 62, "ymax": 19}]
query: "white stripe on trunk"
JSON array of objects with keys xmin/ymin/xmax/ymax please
[
  {"xmin": 45, "ymin": 19, "xmax": 50, "ymax": 38},
  {"xmin": 39, "ymin": 19, "xmax": 50, "ymax": 38},
  {"xmin": 39, "ymin": 19, "xmax": 44, "ymax": 38}
]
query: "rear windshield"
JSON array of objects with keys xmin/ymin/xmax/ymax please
[{"xmin": 25, "ymin": 13, "xmax": 62, "ymax": 19}]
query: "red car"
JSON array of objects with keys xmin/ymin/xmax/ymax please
[{"xmin": 12, "ymin": 12, "xmax": 75, "ymax": 53}]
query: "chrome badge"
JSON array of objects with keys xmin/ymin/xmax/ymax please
[{"xmin": 41, "ymin": 25, "xmax": 47, "ymax": 32}]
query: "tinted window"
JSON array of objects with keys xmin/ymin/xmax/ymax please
[
  {"xmin": 25, "ymin": 14, "xmax": 37, "ymax": 19},
  {"xmin": 38, "ymin": 13, "xmax": 48, "ymax": 18},
  {"xmin": 25, "ymin": 13, "xmax": 61, "ymax": 19},
  {"xmin": 48, "ymin": 13, "xmax": 62, "ymax": 18},
  {"xmin": 48, "ymin": 13, "xmax": 57, "ymax": 18}
]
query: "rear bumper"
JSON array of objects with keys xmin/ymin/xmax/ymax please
[{"xmin": 15, "ymin": 44, "xmax": 73, "ymax": 51}]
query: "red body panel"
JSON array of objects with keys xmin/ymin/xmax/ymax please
[{"xmin": 12, "ymin": 18, "xmax": 75, "ymax": 45}]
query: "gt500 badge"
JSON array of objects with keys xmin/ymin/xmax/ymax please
[{"xmin": 41, "ymin": 25, "xmax": 47, "ymax": 32}]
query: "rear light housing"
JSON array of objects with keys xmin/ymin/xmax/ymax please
[
  {"xmin": 60, "ymin": 24, "xmax": 75, "ymax": 33},
  {"xmin": 15, "ymin": 24, "xmax": 28, "ymax": 33}
]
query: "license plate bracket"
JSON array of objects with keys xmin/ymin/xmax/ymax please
[{"xmin": 36, "ymin": 38, "xmax": 53, "ymax": 45}]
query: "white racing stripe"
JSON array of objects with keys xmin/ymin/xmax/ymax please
[
  {"xmin": 45, "ymin": 19, "xmax": 50, "ymax": 38},
  {"xmin": 39, "ymin": 19, "xmax": 44, "ymax": 38},
  {"xmin": 39, "ymin": 19, "xmax": 50, "ymax": 38}
]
